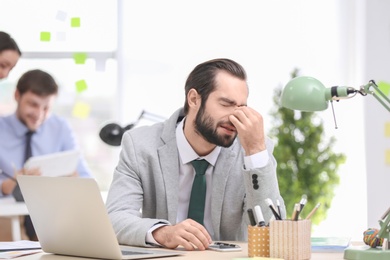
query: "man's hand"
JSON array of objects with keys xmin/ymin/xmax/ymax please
[
  {"xmin": 19, "ymin": 167, "xmax": 41, "ymax": 176},
  {"xmin": 1, "ymin": 167, "xmax": 41, "ymax": 195},
  {"xmin": 152, "ymin": 219, "xmax": 212, "ymax": 251},
  {"xmin": 229, "ymin": 106, "xmax": 266, "ymax": 155},
  {"xmin": 67, "ymin": 171, "xmax": 79, "ymax": 177}
]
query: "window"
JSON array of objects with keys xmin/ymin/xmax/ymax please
[{"xmin": 0, "ymin": 0, "xmax": 118, "ymax": 189}]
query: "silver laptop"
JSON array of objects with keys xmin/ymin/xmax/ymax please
[{"xmin": 17, "ymin": 175, "xmax": 182, "ymax": 260}]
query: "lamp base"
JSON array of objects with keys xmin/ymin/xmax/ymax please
[{"xmin": 344, "ymin": 245, "xmax": 390, "ymax": 260}]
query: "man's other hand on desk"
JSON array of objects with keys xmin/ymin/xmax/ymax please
[
  {"xmin": 1, "ymin": 168, "xmax": 40, "ymax": 195},
  {"xmin": 152, "ymin": 219, "xmax": 212, "ymax": 251}
]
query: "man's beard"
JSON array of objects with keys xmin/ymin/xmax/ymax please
[{"xmin": 194, "ymin": 105, "xmax": 237, "ymax": 148}]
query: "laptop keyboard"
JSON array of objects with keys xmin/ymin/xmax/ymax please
[{"xmin": 121, "ymin": 250, "xmax": 151, "ymax": 255}]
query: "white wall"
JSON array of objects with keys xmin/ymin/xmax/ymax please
[
  {"xmin": 118, "ymin": 0, "xmax": 368, "ymax": 240},
  {"xmin": 362, "ymin": 0, "xmax": 390, "ymax": 229}
]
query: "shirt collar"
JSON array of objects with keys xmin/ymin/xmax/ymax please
[
  {"xmin": 9, "ymin": 113, "xmax": 30, "ymax": 137},
  {"xmin": 176, "ymin": 117, "xmax": 221, "ymax": 166},
  {"xmin": 9, "ymin": 113, "xmax": 44, "ymax": 136}
]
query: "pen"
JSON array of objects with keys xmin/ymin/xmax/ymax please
[
  {"xmin": 265, "ymin": 198, "xmax": 282, "ymax": 220},
  {"xmin": 299, "ymin": 194, "xmax": 307, "ymax": 212},
  {"xmin": 247, "ymin": 208, "xmax": 257, "ymax": 226},
  {"xmin": 305, "ymin": 203, "xmax": 321, "ymax": 220},
  {"xmin": 276, "ymin": 199, "xmax": 282, "ymax": 217},
  {"xmin": 254, "ymin": 205, "xmax": 266, "ymax": 227}
]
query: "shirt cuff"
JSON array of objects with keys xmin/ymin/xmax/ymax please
[
  {"xmin": 244, "ymin": 150, "xmax": 269, "ymax": 169},
  {"xmin": 146, "ymin": 223, "xmax": 168, "ymax": 246}
]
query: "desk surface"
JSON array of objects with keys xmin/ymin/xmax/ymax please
[
  {"xmin": 15, "ymin": 242, "xmax": 347, "ymax": 260},
  {"xmin": 0, "ymin": 196, "xmax": 28, "ymax": 217},
  {"xmin": 0, "ymin": 196, "xmax": 29, "ymax": 241}
]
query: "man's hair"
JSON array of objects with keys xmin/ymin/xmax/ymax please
[
  {"xmin": 16, "ymin": 69, "xmax": 58, "ymax": 96},
  {"xmin": 183, "ymin": 58, "xmax": 247, "ymax": 114},
  {"xmin": 0, "ymin": 31, "xmax": 21, "ymax": 55}
]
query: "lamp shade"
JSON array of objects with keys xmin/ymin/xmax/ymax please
[{"xmin": 281, "ymin": 76, "xmax": 328, "ymax": 112}]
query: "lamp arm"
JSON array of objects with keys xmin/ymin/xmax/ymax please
[
  {"xmin": 377, "ymin": 207, "xmax": 390, "ymax": 243},
  {"xmin": 360, "ymin": 80, "xmax": 390, "ymax": 112},
  {"xmin": 138, "ymin": 110, "xmax": 166, "ymax": 122}
]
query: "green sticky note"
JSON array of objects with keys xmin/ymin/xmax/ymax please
[
  {"xmin": 75, "ymin": 80, "xmax": 88, "ymax": 93},
  {"xmin": 71, "ymin": 17, "xmax": 81, "ymax": 27},
  {"xmin": 377, "ymin": 81, "xmax": 390, "ymax": 97},
  {"xmin": 73, "ymin": 53, "xmax": 87, "ymax": 64},
  {"xmin": 40, "ymin": 32, "xmax": 51, "ymax": 42}
]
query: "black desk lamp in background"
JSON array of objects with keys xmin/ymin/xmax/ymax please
[{"xmin": 99, "ymin": 110, "xmax": 165, "ymax": 146}]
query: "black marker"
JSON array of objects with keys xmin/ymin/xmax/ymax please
[{"xmin": 247, "ymin": 208, "xmax": 256, "ymax": 226}]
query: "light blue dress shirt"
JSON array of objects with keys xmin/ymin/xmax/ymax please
[{"xmin": 0, "ymin": 113, "xmax": 92, "ymax": 196}]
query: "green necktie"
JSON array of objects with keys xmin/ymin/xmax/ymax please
[{"xmin": 187, "ymin": 159, "xmax": 209, "ymax": 225}]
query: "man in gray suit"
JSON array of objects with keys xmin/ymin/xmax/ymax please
[{"xmin": 106, "ymin": 58, "xmax": 286, "ymax": 251}]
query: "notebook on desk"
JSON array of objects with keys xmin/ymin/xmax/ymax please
[{"xmin": 17, "ymin": 175, "xmax": 182, "ymax": 260}]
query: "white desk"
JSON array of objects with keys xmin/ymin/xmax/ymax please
[
  {"xmin": 13, "ymin": 242, "xmax": 348, "ymax": 260},
  {"xmin": 0, "ymin": 196, "xmax": 29, "ymax": 241}
]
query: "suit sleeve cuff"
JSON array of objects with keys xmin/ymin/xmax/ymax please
[{"xmin": 145, "ymin": 223, "xmax": 168, "ymax": 246}]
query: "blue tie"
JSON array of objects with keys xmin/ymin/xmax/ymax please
[
  {"xmin": 187, "ymin": 159, "xmax": 209, "ymax": 225},
  {"xmin": 13, "ymin": 130, "xmax": 35, "ymax": 202},
  {"xmin": 13, "ymin": 131, "xmax": 37, "ymax": 240}
]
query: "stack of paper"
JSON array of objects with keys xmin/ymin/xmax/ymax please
[
  {"xmin": 311, "ymin": 237, "xmax": 351, "ymax": 252},
  {"xmin": 0, "ymin": 241, "xmax": 41, "ymax": 259}
]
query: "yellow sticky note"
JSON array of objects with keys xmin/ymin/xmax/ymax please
[
  {"xmin": 386, "ymin": 150, "xmax": 390, "ymax": 165},
  {"xmin": 75, "ymin": 80, "xmax": 88, "ymax": 93},
  {"xmin": 40, "ymin": 32, "xmax": 51, "ymax": 42},
  {"xmin": 72, "ymin": 102, "xmax": 90, "ymax": 119},
  {"xmin": 73, "ymin": 53, "xmax": 87, "ymax": 64},
  {"xmin": 71, "ymin": 17, "xmax": 81, "ymax": 27},
  {"xmin": 378, "ymin": 81, "xmax": 390, "ymax": 97},
  {"xmin": 385, "ymin": 122, "xmax": 390, "ymax": 138}
]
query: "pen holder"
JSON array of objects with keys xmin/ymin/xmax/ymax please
[
  {"xmin": 269, "ymin": 220, "xmax": 311, "ymax": 260},
  {"xmin": 247, "ymin": 225, "xmax": 270, "ymax": 257}
]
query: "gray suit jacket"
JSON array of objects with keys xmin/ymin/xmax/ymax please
[{"xmin": 106, "ymin": 108, "xmax": 285, "ymax": 247}]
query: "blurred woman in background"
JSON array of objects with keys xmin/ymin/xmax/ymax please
[{"xmin": 0, "ymin": 31, "xmax": 21, "ymax": 79}]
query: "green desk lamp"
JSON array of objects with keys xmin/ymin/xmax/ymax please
[
  {"xmin": 281, "ymin": 76, "xmax": 390, "ymax": 112},
  {"xmin": 280, "ymin": 76, "xmax": 390, "ymax": 260}
]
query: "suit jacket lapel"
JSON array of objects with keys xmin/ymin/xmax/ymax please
[
  {"xmin": 211, "ymin": 147, "xmax": 236, "ymax": 239},
  {"xmin": 158, "ymin": 143, "xmax": 180, "ymax": 224},
  {"xmin": 157, "ymin": 108, "xmax": 183, "ymax": 224}
]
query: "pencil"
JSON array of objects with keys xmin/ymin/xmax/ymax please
[
  {"xmin": 292, "ymin": 203, "xmax": 300, "ymax": 221},
  {"xmin": 305, "ymin": 203, "xmax": 321, "ymax": 220}
]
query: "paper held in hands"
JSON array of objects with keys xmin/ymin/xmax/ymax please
[{"xmin": 24, "ymin": 150, "xmax": 79, "ymax": 177}]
